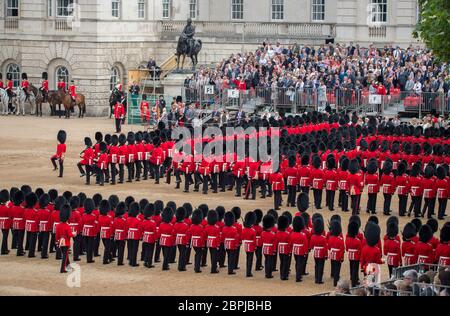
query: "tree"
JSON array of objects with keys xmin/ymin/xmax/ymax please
[{"xmin": 413, "ymin": 0, "xmax": 450, "ymax": 61}]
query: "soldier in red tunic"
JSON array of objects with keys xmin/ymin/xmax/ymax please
[
  {"xmin": 173, "ymin": 207, "xmax": 189, "ymax": 271},
  {"xmin": 56, "ymin": 204, "xmax": 73, "ymax": 273},
  {"xmin": 40, "ymin": 72, "xmax": 49, "ymax": 103},
  {"xmin": 253, "ymin": 209, "xmax": 263, "ymax": 271},
  {"xmin": 188, "ymin": 209, "xmax": 205, "ymax": 273},
  {"xmin": 284, "ymin": 155, "xmax": 298, "ymax": 206},
  {"xmin": 435, "ymin": 224, "xmax": 450, "ymax": 266},
  {"xmin": 396, "ymin": 162, "xmax": 410, "ymax": 216},
  {"xmin": 112, "ymin": 202, "xmax": 127, "ymax": 265},
  {"xmin": 416, "ymin": 224, "xmax": 435, "ymax": 267},
  {"xmin": 159, "ymin": 207, "xmax": 175, "ymax": 270},
  {"xmin": 380, "ymin": 159, "xmax": 396, "ymax": 215},
  {"xmin": 365, "ymin": 159, "xmax": 379, "ymax": 214},
  {"xmin": 95, "ymin": 142, "xmax": 109, "ymax": 186},
  {"xmin": 126, "ymin": 133, "xmax": 136, "ymax": 183},
  {"xmin": 134, "ymin": 132, "xmax": 145, "ymax": 182},
  {"xmin": 260, "ymin": 214, "xmax": 276, "ymax": 278},
  {"xmin": 113, "ymin": 101, "xmax": 125, "ymax": 133},
  {"xmin": 269, "ymin": 166, "xmax": 284, "ymax": 211},
  {"xmin": 275, "ymin": 215, "xmax": 291, "ymax": 280},
  {"xmin": 0, "ymin": 189, "xmax": 11, "ymax": 255},
  {"xmin": 324, "ymin": 155, "xmax": 338, "ymax": 211},
  {"xmin": 68, "ymin": 196, "xmax": 82, "ymax": 262},
  {"xmin": 126, "ymin": 202, "xmax": 141, "ymax": 267},
  {"xmin": 337, "ymin": 156, "xmax": 350, "ymax": 212},
  {"xmin": 150, "ymin": 137, "xmax": 164, "ymax": 184},
  {"xmin": 222, "ymin": 211, "xmax": 239, "ymax": 275},
  {"xmin": 81, "ymin": 198, "xmax": 97, "ymax": 263},
  {"xmin": 289, "ymin": 215, "xmax": 308, "ymax": 282},
  {"xmin": 117, "ymin": 134, "xmax": 128, "ymax": 184},
  {"xmin": 348, "ymin": 159, "xmax": 363, "ymax": 216},
  {"xmin": 408, "ymin": 163, "xmax": 423, "ymax": 217},
  {"xmin": 24, "ymin": 193, "xmax": 38, "ymax": 258},
  {"xmin": 78, "ymin": 137, "xmax": 94, "ymax": 184},
  {"xmin": 360, "ymin": 222, "xmax": 383, "ymax": 276},
  {"xmin": 205, "ymin": 210, "xmax": 220, "ymax": 274},
  {"xmin": 11, "ymin": 190, "xmax": 25, "ymax": 256},
  {"xmin": 383, "ymin": 220, "xmax": 401, "ymax": 278},
  {"xmin": 421, "ymin": 165, "xmax": 438, "ymax": 219},
  {"xmin": 51, "ymin": 130, "xmax": 67, "ymax": 178},
  {"xmin": 435, "ymin": 166, "xmax": 449, "ymax": 220},
  {"xmin": 328, "ymin": 220, "xmax": 344, "ymax": 286},
  {"xmin": 98, "ymin": 200, "xmax": 113, "ymax": 264},
  {"xmin": 298, "ymin": 154, "xmax": 311, "ymax": 194},
  {"xmin": 37, "ymin": 193, "xmax": 52, "ymax": 259},
  {"xmin": 402, "ymin": 222, "xmax": 418, "ymax": 266},
  {"xmin": 310, "ymin": 216, "xmax": 327, "ymax": 284},
  {"xmin": 57, "ymin": 77, "xmax": 66, "ymax": 92},
  {"xmin": 346, "ymin": 220, "xmax": 362, "ymax": 287},
  {"xmin": 242, "ymin": 212, "xmax": 256, "ymax": 277},
  {"xmin": 310, "ymin": 155, "xmax": 324, "ymax": 210}
]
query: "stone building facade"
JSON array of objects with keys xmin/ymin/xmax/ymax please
[{"xmin": 0, "ymin": 0, "xmax": 421, "ymax": 115}]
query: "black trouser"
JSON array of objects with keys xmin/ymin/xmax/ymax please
[
  {"xmin": 314, "ymin": 258, "xmax": 325, "ymax": 283},
  {"xmin": 273, "ymin": 252, "xmax": 278, "ymax": 272},
  {"xmin": 202, "ymin": 175, "xmax": 210, "ymax": 194},
  {"xmin": 209, "ymin": 247, "xmax": 218, "ymax": 273},
  {"xmin": 235, "ymin": 245, "xmax": 241, "ymax": 269},
  {"xmin": 264, "ymin": 255, "xmax": 274, "ymax": 278},
  {"xmin": 422, "ymin": 198, "xmax": 436, "ymax": 218},
  {"xmin": 409, "ymin": 196, "xmax": 422, "ymax": 217},
  {"xmin": 128, "ymin": 239, "xmax": 139, "ymax": 266},
  {"xmin": 331, "ymin": 260, "xmax": 342, "ymax": 286},
  {"xmin": 51, "ymin": 158, "xmax": 64, "ymax": 177},
  {"xmin": 194, "ymin": 247, "xmax": 203, "ymax": 272},
  {"xmin": 219, "ymin": 172, "xmax": 226, "ymax": 191},
  {"xmin": 351, "ymin": 195, "xmax": 360, "ymax": 215},
  {"xmin": 438, "ymin": 198, "xmax": 447, "ymax": 218},
  {"xmin": 95, "ymin": 166, "xmax": 105, "ymax": 185},
  {"xmin": 186, "ymin": 244, "xmax": 192, "ymax": 264},
  {"xmin": 246, "ymin": 252, "xmax": 254, "ymax": 276},
  {"xmin": 201, "ymin": 246, "xmax": 208, "ymax": 266},
  {"xmin": 340, "ymin": 190, "xmax": 349, "ymax": 211},
  {"xmin": 399, "ymin": 195, "xmax": 408, "ymax": 216},
  {"xmin": 73, "ymin": 235, "xmax": 81, "ymax": 260},
  {"xmin": 143, "ymin": 242, "xmax": 155, "ymax": 267},
  {"xmin": 143, "ymin": 161, "xmax": 149, "ymax": 180},
  {"xmin": 279, "ymin": 254, "xmax": 290, "ymax": 280},
  {"xmin": 40, "ymin": 231, "xmax": 49, "ymax": 258},
  {"xmin": 127, "ymin": 162, "xmax": 135, "ymax": 182},
  {"xmin": 105, "ymin": 165, "xmax": 110, "ymax": 183},
  {"xmin": 60, "ymin": 246, "xmax": 70, "ymax": 273},
  {"xmin": 302, "ymin": 253, "xmax": 309, "ymax": 275},
  {"xmin": 383, "ymin": 193, "xmax": 393, "ymax": 214},
  {"xmin": 174, "ymin": 169, "xmax": 181, "ymax": 187},
  {"xmin": 367, "ymin": 193, "xmax": 377, "ymax": 213},
  {"xmin": 169, "ymin": 245, "xmax": 176, "ymax": 263},
  {"xmin": 110, "ymin": 163, "xmax": 117, "ymax": 184},
  {"xmin": 154, "ymin": 240, "xmax": 161, "ymax": 262},
  {"xmin": 135, "ymin": 161, "xmax": 142, "ymax": 180},
  {"xmin": 15, "ymin": 229, "xmax": 24, "ymax": 255},
  {"xmin": 25, "ymin": 231, "xmax": 29, "ymax": 250},
  {"xmin": 235, "ymin": 177, "xmax": 243, "ymax": 196},
  {"xmin": 118, "ymin": 164, "xmax": 125, "ymax": 183},
  {"xmin": 211, "ymin": 173, "xmax": 218, "ymax": 192},
  {"xmin": 102, "ymin": 238, "xmax": 111, "ymax": 264},
  {"xmin": 326, "ymin": 190, "xmax": 335, "ymax": 210},
  {"xmin": 294, "ymin": 255, "xmax": 306, "ymax": 281},
  {"xmin": 313, "ymin": 189, "xmax": 322, "ymax": 209},
  {"xmin": 115, "ymin": 118, "xmax": 121, "ymax": 133},
  {"xmin": 1, "ymin": 229, "xmax": 9, "ymax": 254},
  {"xmin": 218, "ymin": 243, "xmax": 226, "ymax": 267},
  {"xmin": 27, "ymin": 231, "xmax": 37, "ymax": 257},
  {"xmin": 349, "ymin": 260, "xmax": 360, "ymax": 287},
  {"xmin": 287, "ymin": 185, "xmax": 296, "ymax": 206},
  {"xmin": 153, "ymin": 164, "xmax": 160, "ymax": 183},
  {"xmin": 85, "ymin": 165, "xmax": 92, "ymax": 184},
  {"xmin": 255, "ymin": 246, "xmax": 262, "ymax": 270},
  {"xmin": 177, "ymin": 245, "xmax": 187, "ymax": 270},
  {"xmin": 274, "ymin": 190, "xmax": 282, "ymax": 210},
  {"xmin": 85, "ymin": 236, "xmax": 95, "ymax": 262},
  {"xmin": 94, "ymin": 233, "xmax": 100, "ymax": 256},
  {"xmin": 300, "ymin": 186, "xmax": 309, "ymax": 195},
  {"xmin": 50, "ymin": 232, "xmax": 56, "ymax": 252},
  {"xmin": 194, "ymin": 172, "xmax": 202, "ymax": 191},
  {"xmin": 184, "ymin": 173, "xmax": 192, "ymax": 192},
  {"xmin": 77, "ymin": 162, "xmax": 86, "ymax": 176},
  {"xmin": 162, "ymin": 245, "xmax": 170, "ymax": 269},
  {"xmin": 226, "ymin": 249, "xmax": 236, "ymax": 274},
  {"xmin": 116, "ymin": 240, "xmax": 125, "ymax": 265}
]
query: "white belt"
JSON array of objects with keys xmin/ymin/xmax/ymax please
[
  {"xmin": 176, "ymin": 234, "xmax": 186, "ymax": 237},
  {"xmin": 161, "ymin": 234, "xmax": 171, "ymax": 238},
  {"xmin": 0, "ymin": 217, "xmax": 9, "ymax": 220},
  {"xmin": 144, "ymin": 231, "xmax": 154, "ymax": 235},
  {"xmin": 387, "ymin": 252, "xmax": 398, "ymax": 256},
  {"xmin": 263, "ymin": 243, "xmax": 273, "ymax": 247},
  {"xmin": 405, "ymin": 253, "xmax": 415, "ymax": 257},
  {"xmin": 14, "ymin": 218, "xmax": 23, "ymax": 221},
  {"xmin": 26, "ymin": 220, "xmax": 35, "ymax": 223},
  {"xmin": 330, "ymin": 248, "xmax": 340, "ymax": 252},
  {"xmin": 129, "ymin": 228, "xmax": 138, "ymax": 231}
]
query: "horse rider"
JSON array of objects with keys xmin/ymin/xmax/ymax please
[
  {"xmin": 182, "ymin": 18, "xmax": 196, "ymax": 55},
  {"xmin": 68, "ymin": 80, "xmax": 77, "ymax": 107},
  {"xmin": 40, "ymin": 72, "xmax": 49, "ymax": 103},
  {"xmin": 0, "ymin": 73, "xmax": 3, "ymax": 89},
  {"xmin": 21, "ymin": 73, "xmax": 30, "ymax": 101},
  {"xmin": 5, "ymin": 73, "xmax": 14, "ymax": 101},
  {"xmin": 57, "ymin": 77, "xmax": 66, "ymax": 92}
]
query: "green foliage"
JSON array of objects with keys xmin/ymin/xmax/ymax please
[{"xmin": 413, "ymin": 0, "xmax": 450, "ymax": 61}]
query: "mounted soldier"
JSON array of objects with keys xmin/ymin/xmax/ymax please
[
  {"xmin": 181, "ymin": 18, "xmax": 196, "ymax": 56},
  {"xmin": 176, "ymin": 18, "xmax": 202, "ymax": 71}
]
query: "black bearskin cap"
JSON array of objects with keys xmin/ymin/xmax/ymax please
[
  {"xmin": 386, "ymin": 215, "xmax": 399, "ymax": 228},
  {"xmin": 108, "ymin": 195, "xmax": 119, "ymax": 210},
  {"xmin": 383, "ymin": 160, "xmax": 393, "ymax": 175},
  {"xmin": 410, "ymin": 163, "xmax": 421, "ymax": 177},
  {"xmin": 349, "ymin": 215, "xmax": 361, "ymax": 228},
  {"xmin": 207, "ymin": 210, "xmax": 218, "ymax": 226},
  {"xmin": 144, "ymin": 203, "xmax": 155, "ymax": 218},
  {"xmin": 312, "ymin": 155, "xmax": 321, "ymax": 169},
  {"xmin": 330, "ymin": 214, "xmax": 341, "ymax": 224},
  {"xmin": 296, "ymin": 192, "xmax": 309, "ymax": 213},
  {"xmin": 21, "ymin": 185, "xmax": 32, "ymax": 195},
  {"xmin": 440, "ymin": 224, "xmax": 450, "ymax": 243},
  {"xmin": 341, "ymin": 157, "xmax": 349, "ymax": 171},
  {"xmin": 436, "ymin": 166, "xmax": 446, "ymax": 180},
  {"xmin": 327, "ymin": 155, "xmax": 336, "ymax": 169},
  {"xmin": 191, "ymin": 209, "xmax": 203, "ymax": 225},
  {"xmin": 301, "ymin": 154, "xmax": 310, "ymax": 166},
  {"xmin": 125, "ymin": 196, "xmax": 135, "ymax": 208},
  {"xmin": 347, "ymin": 221, "xmax": 359, "ymax": 238},
  {"xmin": 54, "ymin": 196, "xmax": 67, "ymax": 211},
  {"xmin": 21, "ymin": 72, "xmax": 28, "ymax": 80},
  {"xmin": 95, "ymin": 132, "xmax": 103, "ymax": 142},
  {"xmin": 288, "ymin": 155, "xmax": 296, "ymax": 168},
  {"xmin": 244, "ymin": 212, "xmax": 256, "ymax": 228},
  {"xmin": 84, "ymin": 137, "xmax": 92, "ymax": 147},
  {"xmin": 367, "ymin": 159, "xmax": 378, "ymax": 174},
  {"xmin": 83, "ymin": 198, "xmax": 95, "ymax": 214},
  {"xmin": 127, "ymin": 132, "xmax": 135, "ymax": 144},
  {"xmin": 57, "ymin": 130, "xmax": 66, "ymax": 144},
  {"xmin": 231, "ymin": 206, "xmax": 241, "ymax": 220},
  {"xmin": 153, "ymin": 137, "xmax": 161, "ymax": 147},
  {"xmin": 42, "ymin": 72, "xmax": 48, "ymax": 80},
  {"xmin": 329, "ymin": 220, "xmax": 342, "ymax": 237},
  {"xmin": 313, "ymin": 217, "xmax": 324, "ymax": 235},
  {"xmin": 162, "ymin": 207, "xmax": 173, "ymax": 223},
  {"xmin": 119, "ymin": 133, "xmax": 127, "ymax": 145},
  {"xmin": 267, "ymin": 209, "xmax": 278, "ymax": 221},
  {"xmin": 364, "ymin": 222, "xmax": 380, "ymax": 247},
  {"xmin": 402, "ymin": 223, "xmax": 417, "ymax": 241},
  {"xmin": 175, "ymin": 207, "xmax": 186, "ymax": 222},
  {"xmin": 63, "ymin": 191, "xmax": 72, "ymax": 201},
  {"xmin": 368, "ymin": 215, "xmax": 379, "ymax": 225},
  {"xmin": 69, "ymin": 196, "xmax": 79, "ymax": 210},
  {"xmin": 77, "ymin": 192, "xmax": 86, "ymax": 207},
  {"xmin": 35, "ymin": 188, "xmax": 44, "ymax": 198},
  {"xmin": 25, "ymin": 193, "xmax": 38, "ymax": 208},
  {"xmin": 128, "ymin": 202, "xmax": 139, "ymax": 218},
  {"xmin": 397, "ymin": 161, "xmax": 407, "ymax": 175},
  {"xmin": 115, "ymin": 202, "xmax": 126, "ymax": 217},
  {"xmin": 262, "ymin": 215, "xmax": 275, "ymax": 230},
  {"xmin": 349, "ymin": 159, "xmax": 359, "ymax": 174},
  {"xmin": 139, "ymin": 199, "xmax": 150, "ymax": 212},
  {"xmin": 277, "ymin": 215, "xmax": 289, "ymax": 231},
  {"xmin": 111, "ymin": 134, "xmax": 119, "ymax": 146},
  {"xmin": 59, "ymin": 204, "xmax": 71, "ymax": 223},
  {"xmin": 387, "ymin": 222, "xmax": 398, "ymax": 238},
  {"xmin": 99, "ymin": 199, "xmax": 111, "ymax": 216},
  {"xmin": 424, "ymin": 165, "xmax": 435, "ymax": 179},
  {"xmin": 426, "ymin": 218, "xmax": 438, "ymax": 233},
  {"xmin": 92, "ymin": 193, "xmax": 102, "ymax": 208},
  {"xmin": 104, "ymin": 134, "xmax": 112, "ymax": 145},
  {"xmin": 369, "ymin": 140, "xmax": 378, "ymax": 152},
  {"xmin": 0, "ymin": 190, "xmax": 9, "ymax": 204},
  {"xmin": 292, "ymin": 216, "xmax": 305, "ymax": 232},
  {"xmin": 411, "ymin": 218, "xmax": 422, "ymax": 232},
  {"xmin": 39, "ymin": 194, "xmax": 50, "ymax": 209},
  {"xmin": 224, "ymin": 211, "xmax": 235, "ymax": 227},
  {"xmin": 254, "ymin": 209, "xmax": 263, "ymax": 224},
  {"xmin": 215, "ymin": 206, "xmax": 225, "ymax": 221},
  {"xmin": 419, "ymin": 225, "xmax": 433, "ymax": 243}
]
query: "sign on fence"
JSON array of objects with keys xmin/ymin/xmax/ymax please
[
  {"xmin": 228, "ymin": 89, "xmax": 239, "ymax": 99},
  {"xmin": 369, "ymin": 94, "xmax": 382, "ymax": 105},
  {"xmin": 204, "ymin": 85, "xmax": 215, "ymax": 95}
]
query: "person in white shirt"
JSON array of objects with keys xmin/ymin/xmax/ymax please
[{"xmin": 413, "ymin": 79, "xmax": 422, "ymax": 96}]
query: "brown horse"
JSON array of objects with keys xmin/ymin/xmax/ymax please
[
  {"xmin": 48, "ymin": 90, "xmax": 65, "ymax": 117},
  {"xmin": 30, "ymin": 85, "xmax": 44, "ymax": 117},
  {"xmin": 62, "ymin": 93, "xmax": 86, "ymax": 118}
]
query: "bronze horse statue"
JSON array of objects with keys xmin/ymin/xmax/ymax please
[{"xmin": 176, "ymin": 37, "xmax": 202, "ymax": 71}]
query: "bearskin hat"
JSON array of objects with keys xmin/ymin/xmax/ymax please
[
  {"xmin": 440, "ymin": 224, "xmax": 450, "ymax": 243},
  {"xmin": 69, "ymin": 196, "xmax": 79, "ymax": 211},
  {"xmin": 313, "ymin": 217, "xmax": 324, "ymax": 235},
  {"xmin": 436, "ymin": 166, "xmax": 446, "ymax": 180},
  {"xmin": 54, "ymin": 196, "xmax": 66, "ymax": 211},
  {"xmin": 47, "ymin": 189, "xmax": 57, "ymax": 202},
  {"xmin": 128, "ymin": 202, "xmax": 139, "ymax": 218},
  {"xmin": 424, "ymin": 164, "xmax": 435, "ymax": 179},
  {"xmin": 127, "ymin": 132, "xmax": 136, "ymax": 145},
  {"xmin": 108, "ymin": 195, "xmax": 119, "ymax": 210},
  {"xmin": 190, "ymin": 209, "xmax": 202, "ymax": 225},
  {"xmin": 224, "ymin": 211, "xmax": 235, "ymax": 227},
  {"xmin": 99, "ymin": 199, "xmax": 110, "ymax": 216},
  {"xmin": 364, "ymin": 222, "xmax": 380, "ymax": 247},
  {"xmin": 347, "ymin": 221, "xmax": 359, "ymax": 238},
  {"xmin": 95, "ymin": 132, "xmax": 103, "ymax": 143},
  {"xmin": 118, "ymin": 133, "xmax": 127, "ymax": 145},
  {"xmin": 426, "ymin": 218, "xmax": 438, "ymax": 233},
  {"xmin": 419, "ymin": 225, "xmax": 433, "ymax": 243},
  {"xmin": 115, "ymin": 202, "xmax": 126, "ymax": 217},
  {"xmin": 391, "ymin": 142, "xmax": 400, "ymax": 154},
  {"xmin": 288, "ymin": 155, "xmax": 296, "ymax": 168},
  {"xmin": 42, "ymin": 72, "xmax": 48, "ymax": 80},
  {"xmin": 296, "ymin": 192, "xmax": 309, "ymax": 213},
  {"xmin": 367, "ymin": 159, "xmax": 378, "ymax": 174},
  {"xmin": 326, "ymin": 155, "xmax": 336, "ymax": 169},
  {"xmin": 254, "ymin": 209, "xmax": 263, "ymax": 224},
  {"xmin": 110, "ymin": 135, "xmax": 118, "ymax": 147},
  {"xmin": 144, "ymin": 203, "xmax": 155, "ymax": 219},
  {"xmin": 77, "ymin": 192, "xmax": 86, "ymax": 207},
  {"xmin": 99, "ymin": 142, "xmax": 107, "ymax": 153},
  {"xmin": 244, "ymin": 212, "xmax": 256, "ymax": 228},
  {"xmin": 173, "ymin": 206, "xmax": 185, "ymax": 222},
  {"xmin": 402, "ymin": 222, "xmax": 417, "ymax": 241},
  {"xmin": 262, "ymin": 214, "xmax": 275, "ymax": 230},
  {"xmin": 62, "ymin": 191, "xmax": 72, "ymax": 202},
  {"xmin": 25, "ymin": 193, "xmax": 37, "ymax": 208},
  {"xmin": 382, "ymin": 160, "xmax": 393, "ymax": 175},
  {"xmin": 56, "ymin": 129, "xmax": 67, "ymax": 144},
  {"xmin": 301, "ymin": 154, "xmax": 310, "ymax": 166},
  {"xmin": 397, "ymin": 161, "xmax": 407, "ymax": 176},
  {"xmin": 140, "ymin": 199, "xmax": 150, "ymax": 212},
  {"xmin": 135, "ymin": 132, "xmax": 142, "ymax": 143},
  {"xmin": 292, "ymin": 216, "xmax": 305, "ymax": 233},
  {"xmin": 0, "ymin": 189, "xmax": 9, "ymax": 204},
  {"xmin": 83, "ymin": 198, "xmax": 95, "ymax": 214},
  {"xmin": 21, "ymin": 73, "xmax": 28, "ymax": 80},
  {"xmin": 92, "ymin": 193, "xmax": 102, "ymax": 208},
  {"xmin": 277, "ymin": 215, "xmax": 289, "ymax": 231},
  {"xmin": 198, "ymin": 204, "xmax": 209, "ymax": 218},
  {"xmin": 59, "ymin": 204, "xmax": 71, "ymax": 223},
  {"xmin": 386, "ymin": 215, "xmax": 399, "ymax": 228},
  {"xmin": 410, "ymin": 163, "xmax": 421, "ymax": 177},
  {"xmin": 35, "ymin": 188, "xmax": 44, "ymax": 198},
  {"xmin": 207, "ymin": 210, "xmax": 218, "ymax": 226},
  {"xmin": 231, "ymin": 206, "xmax": 241, "ymax": 220},
  {"xmin": 267, "ymin": 209, "xmax": 278, "ymax": 221},
  {"xmin": 161, "ymin": 207, "xmax": 173, "ymax": 223},
  {"xmin": 213, "ymin": 205, "xmax": 223, "ymax": 221},
  {"xmin": 340, "ymin": 157, "xmax": 350, "ymax": 171},
  {"xmin": 154, "ymin": 200, "xmax": 163, "ymax": 214},
  {"xmin": 349, "ymin": 159, "xmax": 359, "ymax": 174},
  {"xmin": 411, "ymin": 218, "xmax": 422, "ymax": 232},
  {"xmin": 104, "ymin": 134, "xmax": 112, "ymax": 146},
  {"xmin": 387, "ymin": 222, "xmax": 398, "ymax": 238},
  {"xmin": 21, "ymin": 185, "xmax": 32, "ymax": 196},
  {"xmin": 368, "ymin": 215, "xmax": 379, "ymax": 225},
  {"xmin": 330, "ymin": 215, "xmax": 341, "ymax": 225},
  {"xmin": 38, "ymin": 193, "xmax": 50, "ymax": 209},
  {"xmin": 312, "ymin": 155, "xmax": 321, "ymax": 169}
]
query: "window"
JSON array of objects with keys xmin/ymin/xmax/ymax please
[
  {"xmin": 6, "ymin": 0, "xmax": 19, "ymax": 17},
  {"xmin": 57, "ymin": 0, "xmax": 74, "ymax": 17},
  {"xmin": 138, "ymin": 0, "xmax": 146, "ymax": 19},
  {"xmin": 189, "ymin": 0, "xmax": 197, "ymax": 19},
  {"xmin": 312, "ymin": 0, "xmax": 325, "ymax": 21},
  {"xmin": 371, "ymin": 0, "xmax": 387, "ymax": 23},
  {"xmin": 271, "ymin": 0, "xmax": 284, "ymax": 20},
  {"xmin": 6, "ymin": 64, "xmax": 20, "ymax": 87},
  {"xmin": 112, "ymin": 0, "xmax": 121, "ymax": 18},
  {"xmin": 231, "ymin": 0, "xmax": 243, "ymax": 20},
  {"xmin": 48, "ymin": 0, "xmax": 52, "ymax": 17},
  {"xmin": 55, "ymin": 66, "xmax": 69, "ymax": 87},
  {"xmin": 162, "ymin": 0, "xmax": 170, "ymax": 19},
  {"xmin": 110, "ymin": 67, "xmax": 121, "ymax": 92}
]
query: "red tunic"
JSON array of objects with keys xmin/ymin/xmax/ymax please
[
  {"xmin": 189, "ymin": 224, "xmax": 206, "ymax": 248},
  {"xmin": 98, "ymin": 215, "xmax": 113, "ymax": 239},
  {"xmin": 126, "ymin": 217, "xmax": 142, "ymax": 240},
  {"xmin": 241, "ymin": 227, "xmax": 256, "ymax": 252},
  {"xmin": 260, "ymin": 230, "xmax": 276, "ymax": 255},
  {"xmin": 56, "ymin": 222, "xmax": 73, "ymax": 247},
  {"xmin": 360, "ymin": 245, "xmax": 383, "ymax": 271},
  {"xmin": 310, "ymin": 168, "xmax": 324, "ymax": 190},
  {"xmin": 345, "ymin": 235, "xmax": 362, "ymax": 261},
  {"xmin": 288, "ymin": 231, "xmax": 308, "ymax": 256},
  {"xmin": 365, "ymin": 173, "xmax": 380, "ymax": 194},
  {"xmin": 140, "ymin": 219, "xmax": 157, "ymax": 244},
  {"xmin": 0, "ymin": 204, "xmax": 12, "ymax": 230},
  {"xmin": 204, "ymin": 224, "xmax": 221, "ymax": 248},
  {"xmin": 114, "ymin": 103, "xmax": 125, "ymax": 119},
  {"xmin": 402, "ymin": 239, "xmax": 417, "ymax": 265},
  {"xmin": 310, "ymin": 234, "xmax": 328, "ymax": 259},
  {"xmin": 380, "ymin": 173, "xmax": 396, "ymax": 194},
  {"xmin": 12, "ymin": 205, "xmax": 26, "ymax": 230},
  {"xmin": 269, "ymin": 172, "xmax": 285, "ymax": 191},
  {"xmin": 38, "ymin": 207, "xmax": 52, "ymax": 232},
  {"xmin": 24, "ymin": 208, "xmax": 39, "ymax": 233},
  {"xmin": 328, "ymin": 235, "xmax": 345, "ymax": 261},
  {"xmin": 435, "ymin": 242, "xmax": 450, "ymax": 266},
  {"xmin": 323, "ymin": 169, "xmax": 338, "ymax": 191},
  {"xmin": 274, "ymin": 230, "xmax": 291, "ymax": 254},
  {"xmin": 415, "ymin": 241, "xmax": 434, "ymax": 264},
  {"xmin": 112, "ymin": 216, "xmax": 127, "ymax": 241},
  {"xmin": 384, "ymin": 238, "xmax": 402, "ymax": 267},
  {"xmin": 159, "ymin": 222, "xmax": 174, "ymax": 246},
  {"xmin": 81, "ymin": 213, "xmax": 98, "ymax": 237},
  {"xmin": 297, "ymin": 165, "xmax": 311, "ymax": 187},
  {"xmin": 173, "ymin": 221, "xmax": 189, "ymax": 245},
  {"xmin": 221, "ymin": 226, "xmax": 239, "ymax": 250}
]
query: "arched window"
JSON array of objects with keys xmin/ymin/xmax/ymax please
[
  {"xmin": 55, "ymin": 66, "xmax": 69, "ymax": 87},
  {"xmin": 6, "ymin": 63, "xmax": 20, "ymax": 87},
  {"xmin": 110, "ymin": 66, "xmax": 121, "ymax": 91}
]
